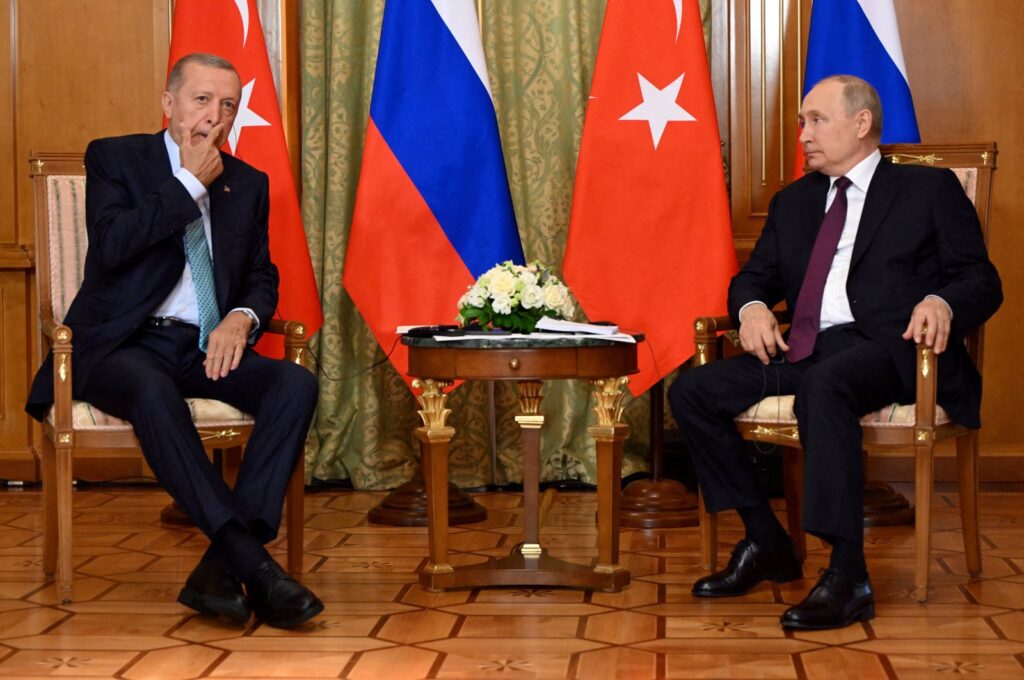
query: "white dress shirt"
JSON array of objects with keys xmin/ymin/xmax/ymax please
[
  {"xmin": 153, "ymin": 131, "xmax": 259, "ymax": 334},
  {"xmin": 740, "ymin": 148, "xmax": 950, "ymax": 327},
  {"xmin": 817, "ymin": 149, "xmax": 881, "ymax": 330}
]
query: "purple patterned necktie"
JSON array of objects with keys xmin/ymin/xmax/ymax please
[{"xmin": 785, "ymin": 176, "xmax": 852, "ymax": 363}]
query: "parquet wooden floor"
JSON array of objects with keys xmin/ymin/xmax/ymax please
[{"xmin": 1, "ymin": 484, "xmax": 1023, "ymax": 679}]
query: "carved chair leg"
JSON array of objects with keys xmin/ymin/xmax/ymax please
[
  {"xmin": 913, "ymin": 443, "xmax": 935, "ymax": 602},
  {"xmin": 42, "ymin": 443, "xmax": 58, "ymax": 575},
  {"xmin": 55, "ymin": 445, "xmax": 74, "ymax": 603},
  {"xmin": 781, "ymin": 446, "xmax": 806, "ymax": 562},
  {"xmin": 957, "ymin": 432, "xmax": 982, "ymax": 577}
]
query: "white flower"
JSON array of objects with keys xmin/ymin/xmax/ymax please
[
  {"xmin": 560, "ymin": 299, "xmax": 575, "ymax": 318},
  {"xmin": 521, "ymin": 284, "xmax": 544, "ymax": 309},
  {"xmin": 487, "ymin": 269, "xmax": 517, "ymax": 297},
  {"xmin": 491, "ymin": 292, "xmax": 513, "ymax": 315},
  {"xmin": 519, "ymin": 269, "xmax": 538, "ymax": 287},
  {"xmin": 465, "ymin": 285, "xmax": 487, "ymax": 308},
  {"xmin": 541, "ymin": 282, "xmax": 569, "ymax": 311}
]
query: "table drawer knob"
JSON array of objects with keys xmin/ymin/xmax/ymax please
[{"xmin": 509, "ymin": 358, "xmax": 520, "ymax": 370}]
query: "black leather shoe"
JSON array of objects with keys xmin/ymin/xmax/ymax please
[
  {"xmin": 246, "ymin": 560, "xmax": 324, "ymax": 629},
  {"xmin": 177, "ymin": 560, "xmax": 251, "ymax": 624},
  {"xmin": 781, "ymin": 569, "xmax": 875, "ymax": 630},
  {"xmin": 692, "ymin": 539, "xmax": 803, "ymax": 597}
]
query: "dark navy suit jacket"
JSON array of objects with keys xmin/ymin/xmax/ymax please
[
  {"xmin": 727, "ymin": 157, "xmax": 1002, "ymax": 428},
  {"xmin": 26, "ymin": 131, "xmax": 279, "ymax": 421}
]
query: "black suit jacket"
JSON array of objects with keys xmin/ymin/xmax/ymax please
[
  {"xmin": 26, "ymin": 132, "xmax": 279, "ymax": 421},
  {"xmin": 728, "ymin": 157, "xmax": 1002, "ymax": 428}
]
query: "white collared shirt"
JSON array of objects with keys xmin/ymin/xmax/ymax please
[
  {"xmin": 818, "ymin": 148, "xmax": 881, "ymax": 329},
  {"xmin": 739, "ymin": 149, "xmax": 952, "ymax": 328},
  {"xmin": 152, "ymin": 131, "xmax": 258, "ymax": 334},
  {"xmin": 152, "ymin": 131, "xmax": 213, "ymax": 325}
]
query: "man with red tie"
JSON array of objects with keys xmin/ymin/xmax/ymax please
[{"xmin": 669, "ymin": 75, "xmax": 1001, "ymax": 630}]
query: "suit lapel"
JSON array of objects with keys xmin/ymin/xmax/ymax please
[
  {"xmin": 851, "ymin": 158, "xmax": 901, "ymax": 270},
  {"xmin": 208, "ymin": 160, "xmax": 234, "ymax": 310},
  {"xmin": 797, "ymin": 173, "xmax": 830, "ymax": 270},
  {"xmin": 146, "ymin": 131, "xmax": 176, "ymax": 199}
]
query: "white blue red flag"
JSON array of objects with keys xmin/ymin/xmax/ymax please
[
  {"xmin": 344, "ymin": 0, "xmax": 524, "ymax": 380},
  {"xmin": 795, "ymin": 0, "xmax": 920, "ymax": 172}
]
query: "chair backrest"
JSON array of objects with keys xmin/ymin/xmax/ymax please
[
  {"xmin": 878, "ymin": 142, "xmax": 997, "ymax": 372},
  {"xmin": 29, "ymin": 153, "xmax": 88, "ymax": 325}
]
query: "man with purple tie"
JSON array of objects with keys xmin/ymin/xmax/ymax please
[{"xmin": 669, "ymin": 75, "xmax": 1001, "ymax": 630}]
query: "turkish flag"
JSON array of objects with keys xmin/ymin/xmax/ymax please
[
  {"xmin": 563, "ymin": 0, "xmax": 737, "ymax": 395},
  {"xmin": 168, "ymin": 0, "xmax": 322, "ymax": 356}
]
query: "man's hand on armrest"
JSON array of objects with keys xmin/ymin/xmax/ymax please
[
  {"xmin": 902, "ymin": 295, "xmax": 953, "ymax": 354},
  {"xmin": 738, "ymin": 302, "xmax": 789, "ymax": 365}
]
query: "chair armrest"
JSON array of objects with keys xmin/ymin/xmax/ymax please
[
  {"xmin": 264, "ymin": 319, "xmax": 311, "ymax": 368},
  {"xmin": 692, "ymin": 309, "xmax": 793, "ymax": 367},
  {"xmin": 39, "ymin": 313, "xmax": 75, "ymax": 436},
  {"xmin": 693, "ymin": 316, "xmax": 734, "ymax": 366},
  {"xmin": 40, "ymin": 316, "xmax": 73, "ymax": 346}
]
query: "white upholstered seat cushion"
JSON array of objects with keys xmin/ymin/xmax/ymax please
[
  {"xmin": 735, "ymin": 395, "xmax": 951, "ymax": 428},
  {"xmin": 46, "ymin": 399, "xmax": 253, "ymax": 431}
]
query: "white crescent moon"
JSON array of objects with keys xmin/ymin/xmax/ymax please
[
  {"xmin": 234, "ymin": 0, "xmax": 250, "ymax": 47},
  {"xmin": 674, "ymin": 0, "xmax": 683, "ymax": 42}
]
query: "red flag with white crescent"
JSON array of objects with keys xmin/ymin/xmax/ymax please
[{"xmin": 167, "ymin": 0, "xmax": 322, "ymax": 356}]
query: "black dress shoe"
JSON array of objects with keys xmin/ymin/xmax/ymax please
[
  {"xmin": 246, "ymin": 560, "xmax": 324, "ymax": 629},
  {"xmin": 781, "ymin": 569, "xmax": 875, "ymax": 630},
  {"xmin": 177, "ymin": 560, "xmax": 251, "ymax": 624},
  {"xmin": 692, "ymin": 539, "xmax": 803, "ymax": 597}
]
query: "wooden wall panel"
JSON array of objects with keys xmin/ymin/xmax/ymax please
[
  {"xmin": 0, "ymin": 3, "xmax": 14, "ymax": 250},
  {"xmin": 891, "ymin": 1, "xmax": 1024, "ymax": 458},
  {"xmin": 0, "ymin": 0, "xmax": 170, "ymax": 481},
  {"xmin": 723, "ymin": 0, "xmax": 809, "ymax": 261},
  {"xmin": 14, "ymin": 0, "xmax": 170, "ymax": 252}
]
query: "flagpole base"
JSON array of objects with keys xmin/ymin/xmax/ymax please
[
  {"xmin": 368, "ymin": 479, "xmax": 487, "ymax": 527},
  {"xmin": 160, "ymin": 501, "xmax": 194, "ymax": 526},
  {"xmin": 619, "ymin": 478, "xmax": 699, "ymax": 528},
  {"xmin": 863, "ymin": 480, "xmax": 914, "ymax": 526}
]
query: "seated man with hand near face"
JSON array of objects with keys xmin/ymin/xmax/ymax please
[{"xmin": 26, "ymin": 53, "xmax": 322, "ymax": 629}]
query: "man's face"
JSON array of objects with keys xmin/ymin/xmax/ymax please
[
  {"xmin": 798, "ymin": 80, "xmax": 872, "ymax": 176},
  {"xmin": 162, "ymin": 63, "xmax": 241, "ymax": 148}
]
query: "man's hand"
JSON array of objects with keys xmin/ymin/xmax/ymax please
[
  {"xmin": 179, "ymin": 121, "xmax": 225, "ymax": 186},
  {"xmin": 902, "ymin": 297, "xmax": 952, "ymax": 354},
  {"xmin": 204, "ymin": 310, "xmax": 253, "ymax": 380},
  {"xmin": 738, "ymin": 303, "xmax": 789, "ymax": 365}
]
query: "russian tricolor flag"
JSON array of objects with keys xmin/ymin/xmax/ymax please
[
  {"xmin": 345, "ymin": 0, "xmax": 524, "ymax": 379},
  {"xmin": 795, "ymin": 0, "xmax": 920, "ymax": 172}
]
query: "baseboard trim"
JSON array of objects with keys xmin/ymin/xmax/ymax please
[{"xmin": 869, "ymin": 454, "xmax": 1024, "ymax": 482}]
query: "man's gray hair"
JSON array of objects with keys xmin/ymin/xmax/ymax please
[
  {"xmin": 166, "ymin": 53, "xmax": 238, "ymax": 93},
  {"xmin": 820, "ymin": 74, "xmax": 883, "ymax": 140}
]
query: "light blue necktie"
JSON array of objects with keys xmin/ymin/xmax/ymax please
[{"xmin": 184, "ymin": 216, "xmax": 221, "ymax": 351}]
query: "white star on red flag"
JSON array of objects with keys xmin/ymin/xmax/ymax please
[
  {"xmin": 227, "ymin": 78, "xmax": 271, "ymax": 154},
  {"xmin": 619, "ymin": 72, "xmax": 696, "ymax": 149}
]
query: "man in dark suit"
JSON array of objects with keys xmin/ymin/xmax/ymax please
[
  {"xmin": 26, "ymin": 53, "xmax": 323, "ymax": 629},
  {"xmin": 669, "ymin": 75, "xmax": 1002, "ymax": 630}
]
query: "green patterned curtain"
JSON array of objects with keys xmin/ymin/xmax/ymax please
[{"xmin": 300, "ymin": 0, "xmax": 711, "ymax": 488}]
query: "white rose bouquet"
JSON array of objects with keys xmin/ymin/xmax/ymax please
[{"xmin": 457, "ymin": 261, "xmax": 575, "ymax": 333}]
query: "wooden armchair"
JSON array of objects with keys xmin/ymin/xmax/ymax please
[
  {"xmin": 30, "ymin": 152, "xmax": 310, "ymax": 603},
  {"xmin": 693, "ymin": 143, "xmax": 997, "ymax": 602}
]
